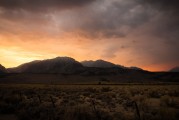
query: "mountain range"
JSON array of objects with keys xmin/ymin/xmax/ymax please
[
  {"xmin": 0, "ymin": 57, "xmax": 179, "ymax": 83},
  {"xmin": 0, "ymin": 56, "xmax": 178, "ymax": 74},
  {"xmin": 4, "ymin": 56, "xmax": 145, "ymax": 75}
]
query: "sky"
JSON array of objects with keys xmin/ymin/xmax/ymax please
[{"xmin": 0, "ymin": 0, "xmax": 179, "ymax": 71}]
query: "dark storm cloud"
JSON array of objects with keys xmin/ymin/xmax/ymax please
[
  {"xmin": 128, "ymin": 0, "xmax": 179, "ymax": 66},
  {"xmin": 88, "ymin": 1, "xmax": 152, "ymax": 38},
  {"xmin": 0, "ymin": 0, "xmax": 96, "ymax": 12},
  {"xmin": 0, "ymin": 0, "xmax": 178, "ymax": 38},
  {"xmin": 55, "ymin": 0, "xmax": 156, "ymax": 38},
  {"xmin": 139, "ymin": 0, "xmax": 179, "ymax": 35},
  {"xmin": 86, "ymin": 0, "xmax": 179, "ymax": 64},
  {"xmin": 0, "ymin": 0, "xmax": 96, "ymax": 37},
  {"xmin": 140, "ymin": 0, "xmax": 179, "ymax": 13},
  {"xmin": 81, "ymin": 0, "xmax": 179, "ymax": 39},
  {"xmin": 140, "ymin": 0, "xmax": 179, "ymax": 46},
  {"xmin": 78, "ymin": 0, "xmax": 179, "ymax": 39}
]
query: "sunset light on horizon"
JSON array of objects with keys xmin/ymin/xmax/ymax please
[{"xmin": 0, "ymin": 0, "xmax": 178, "ymax": 72}]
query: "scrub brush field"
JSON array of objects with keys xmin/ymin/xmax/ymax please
[{"xmin": 0, "ymin": 84, "xmax": 178, "ymax": 120}]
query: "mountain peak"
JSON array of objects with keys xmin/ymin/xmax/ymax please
[
  {"xmin": 54, "ymin": 56, "xmax": 77, "ymax": 62},
  {"xmin": 96, "ymin": 59, "xmax": 106, "ymax": 62},
  {"xmin": 8, "ymin": 57, "xmax": 83, "ymax": 73}
]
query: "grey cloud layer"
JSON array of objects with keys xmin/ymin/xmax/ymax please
[
  {"xmin": 50, "ymin": 0, "xmax": 157, "ymax": 38},
  {"xmin": 140, "ymin": 0, "xmax": 179, "ymax": 13},
  {"xmin": 0, "ymin": 0, "xmax": 178, "ymax": 67},
  {"xmin": 1, "ymin": 0, "xmax": 178, "ymax": 38},
  {"xmin": 0, "ymin": 0, "xmax": 96, "ymax": 11}
]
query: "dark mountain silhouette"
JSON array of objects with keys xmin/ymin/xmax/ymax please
[
  {"xmin": 81, "ymin": 60, "xmax": 143, "ymax": 71},
  {"xmin": 2, "ymin": 57, "xmax": 179, "ymax": 83},
  {"xmin": 7, "ymin": 57, "xmax": 146, "ymax": 75},
  {"xmin": 169, "ymin": 67, "xmax": 179, "ymax": 72},
  {"xmin": 8, "ymin": 57, "xmax": 84, "ymax": 74},
  {"xmin": 6, "ymin": 57, "xmax": 145, "ymax": 76},
  {"xmin": 80, "ymin": 59, "xmax": 148, "ymax": 76},
  {"xmin": 129, "ymin": 66, "xmax": 143, "ymax": 71},
  {"xmin": 81, "ymin": 60, "xmax": 120, "ymax": 68},
  {"xmin": 0, "ymin": 64, "xmax": 7, "ymax": 73}
]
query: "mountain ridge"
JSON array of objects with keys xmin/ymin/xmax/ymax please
[
  {"xmin": 0, "ymin": 64, "xmax": 7, "ymax": 73},
  {"xmin": 7, "ymin": 57, "xmax": 145, "ymax": 75},
  {"xmin": 6, "ymin": 56, "xmax": 145, "ymax": 74},
  {"xmin": 1, "ymin": 57, "xmax": 179, "ymax": 84},
  {"xmin": 81, "ymin": 59, "xmax": 118, "ymax": 68},
  {"xmin": 8, "ymin": 57, "xmax": 84, "ymax": 74}
]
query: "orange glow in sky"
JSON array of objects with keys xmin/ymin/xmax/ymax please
[{"xmin": 0, "ymin": 0, "xmax": 178, "ymax": 71}]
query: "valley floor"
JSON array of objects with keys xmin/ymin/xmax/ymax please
[{"xmin": 0, "ymin": 84, "xmax": 178, "ymax": 120}]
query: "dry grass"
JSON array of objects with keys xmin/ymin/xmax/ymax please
[{"xmin": 0, "ymin": 84, "xmax": 178, "ymax": 120}]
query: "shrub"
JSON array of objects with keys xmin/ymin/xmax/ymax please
[{"xmin": 101, "ymin": 87, "xmax": 112, "ymax": 92}]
